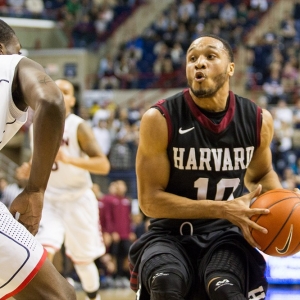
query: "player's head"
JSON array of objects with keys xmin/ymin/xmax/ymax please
[
  {"xmin": 192, "ymin": 34, "xmax": 234, "ymax": 63},
  {"xmin": 0, "ymin": 19, "xmax": 21, "ymax": 55},
  {"xmin": 55, "ymin": 79, "xmax": 76, "ymax": 114},
  {"xmin": 186, "ymin": 34, "xmax": 235, "ymax": 99}
]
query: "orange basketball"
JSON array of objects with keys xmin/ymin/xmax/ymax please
[{"xmin": 250, "ymin": 189, "xmax": 300, "ymax": 257}]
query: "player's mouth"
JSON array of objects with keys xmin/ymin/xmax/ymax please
[{"xmin": 195, "ymin": 71, "xmax": 206, "ymax": 82}]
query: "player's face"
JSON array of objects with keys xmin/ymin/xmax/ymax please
[
  {"xmin": 186, "ymin": 37, "xmax": 234, "ymax": 98},
  {"xmin": 0, "ymin": 35, "xmax": 21, "ymax": 55},
  {"xmin": 55, "ymin": 79, "xmax": 76, "ymax": 112}
]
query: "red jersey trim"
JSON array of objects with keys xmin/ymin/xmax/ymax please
[
  {"xmin": 184, "ymin": 90, "xmax": 236, "ymax": 134},
  {"xmin": 256, "ymin": 106, "xmax": 262, "ymax": 147},
  {"xmin": 1, "ymin": 248, "xmax": 47, "ymax": 300},
  {"xmin": 153, "ymin": 99, "xmax": 173, "ymax": 144}
]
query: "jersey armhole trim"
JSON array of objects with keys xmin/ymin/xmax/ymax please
[{"xmin": 152, "ymin": 106, "xmax": 172, "ymax": 144}]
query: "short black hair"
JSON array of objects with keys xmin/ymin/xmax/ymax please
[
  {"xmin": 0, "ymin": 19, "xmax": 15, "ymax": 45},
  {"xmin": 197, "ymin": 33, "xmax": 234, "ymax": 63}
]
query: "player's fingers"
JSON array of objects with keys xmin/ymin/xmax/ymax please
[
  {"xmin": 249, "ymin": 219, "xmax": 268, "ymax": 234},
  {"xmin": 242, "ymin": 226, "xmax": 260, "ymax": 249},
  {"xmin": 293, "ymin": 188, "xmax": 300, "ymax": 194},
  {"xmin": 250, "ymin": 208, "xmax": 270, "ymax": 216},
  {"xmin": 249, "ymin": 184, "xmax": 262, "ymax": 199}
]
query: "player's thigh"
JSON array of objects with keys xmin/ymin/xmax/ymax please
[
  {"xmin": 14, "ymin": 259, "xmax": 76, "ymax": 300},
  {"xmin": 35, "ymin": 201, "xmax": 65, "ymax": 249},
  {"xmin": 64, "ymin": 190, "xmax": 105, "ymax": 262}
]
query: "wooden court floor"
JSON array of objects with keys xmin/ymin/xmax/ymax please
[{"xmin": 76, "ymin": 288, "xmax": 136, "ymax": 300}]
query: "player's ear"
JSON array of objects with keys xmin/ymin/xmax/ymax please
[{"xmin": 228, "ymin": 62, "xmax": 235, "ymax": 77}]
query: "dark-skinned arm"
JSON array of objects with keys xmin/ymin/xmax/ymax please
[{"xmin": 9, "ymin": 57, "xmax": 65, "ymax": 235}]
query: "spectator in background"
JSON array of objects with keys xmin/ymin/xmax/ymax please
[
  {"xmin": 25, "ymin": 0, "xmax": 44, "ymax": 18},
  {"xmin": 7, "ymin": 0, "xmax": 26, "ymax": 16},
  {"xmin": 99, "ymin": 69, "xmax": 120, "ymax": 90},
  {"xmin": 170, "ymin": 41, "xmax": 184, "ymax": 69},
  {"xmin": 66, "ymin": 0, "xmax": 80, "ymax": 16},
  {"xmin": 280, "ymin": 11, "xmax": 297, "ymax": 48},
  {"xmin": 262, "ymin": 68, "xmax": 285, "ymax": 105},
  {"xmin": 92, "ymin": 117, "xmax": 112, "ymax": 194},
  {"xmin": 72, "ymin": 14, "xmax": 96, "ymax": 48},
  {"xmin": 93, "ymin": 118, "xmax": 111, "ymax": 156},
  {"xmin": 250, "ymin": 0, "xmax": 269, "ymax": 12},
  {"xmin": 293, "ymin": 0, "xmax": 300, "ymax": 43},
  {"xmin": 219, "ymin": 2, "xmax": 237, "ymax": 25},
  {"xmin": 178, "ymin": 0, "xmax": 195, "ymax": 20},
  {"xmin": 100, "ymin": 180, "xmax": 135, "ymax": 288}
]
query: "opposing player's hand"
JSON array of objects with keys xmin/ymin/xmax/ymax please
[
  {"xmin": 9, "ymin": 188, "xmax": 43, "ymax": 235},
  {"xmin": 223, "ymin": 185, "xmax": 269, "ymax": 248},
  {"xmin": 55, "ymin": 148, "xmax": 70, "ymax": 164}
]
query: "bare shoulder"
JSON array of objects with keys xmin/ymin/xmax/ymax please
[
  {"xmin": 77, "ymin": 120, "xmax": 93, "ymax": 134},
  {"xmin": 139, "ymin": 107, "xmax": 168, "ymax": 151},
  {"xmin": 77, "ymin": 120, "xmax": 104, "ymax": 156},
  {"xmin": 141, "ymin": 107, "xmax": 166, "ymax": 128},
  {"xmin": 16, "ymin": 57, "xmax": 57, "ymax": 88},
  {"xmin": 77, "ymin": 120, "xmax": 97, "ymax": 146},
  {"xmin": 77, "ymin": 120, "xmax": 94, "ymax": 137},
  {"xmin": 17, "ymin": 56, "xmax": 44, "ymax": 72}
]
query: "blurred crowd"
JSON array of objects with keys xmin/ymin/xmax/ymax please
[
  {"xmin": 0, "ymin": 0, "xmax": 275, "ymax": 89},
  {"xmin": 246, "ymin": 0, "xmax": 300, "ymax": 105},
  {"xmin": 94, "ymin": 0, "xmax": 274, "ymax": 89},
  {"xmin": 0, "ymin": 0, "xmax": 142, "ymax": 48}
]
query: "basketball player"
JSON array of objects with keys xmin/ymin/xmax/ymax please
[
  {"xmin": 26, "ymin": 79, "xmax": 110, "ymax": 300},
  {"xmin": 0, "ymin": 19, "xmax": 76, "ymax": 299},
  {"xmin": 129, "ymin": 34, "xmax": 284, "ymax": 300}
]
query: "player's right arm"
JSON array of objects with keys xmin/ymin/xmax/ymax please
[
  {"xmin": 9, "ymin": 57, "xmax": 65, "ymax": 235},
  {"xmin": 137, "ymin": 108, "xmax": 268, "ymax": 248}
]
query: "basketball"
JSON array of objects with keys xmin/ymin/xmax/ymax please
[{"xmin": 250, "ymin": 189, "xmax": 300, "ymax": 257}]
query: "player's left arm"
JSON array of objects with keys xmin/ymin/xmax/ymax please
[
  {"xmin": 245, "ymin": 108, "xmax": 282, "ymax": 193},
  {"xmin": 57, "ymin": 121, "xmax": 110, "ymax": 174}
]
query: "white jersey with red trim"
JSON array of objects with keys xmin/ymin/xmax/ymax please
[
  {"xmin": 0, "ymin": 55, "xmax": 27, "ymax": 150},
  {"xmin": 32, "ymin": 113, "xmax": 93, "ymax": 201}
]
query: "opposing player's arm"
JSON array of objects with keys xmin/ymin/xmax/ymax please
[
  {"xmin": 245, "ymin": 108, "xmax": 282, "ymax": 193},
  {"xmin": 9, "ymin": 58, "xmax": 65, "ymax": 235},
  {"xmin": 57, "ymin": 121, "xmax": 110, "ymax": 174},
  {"xmin": 15, "ymin": 57, "xmax": 65, "ymax": 192}
]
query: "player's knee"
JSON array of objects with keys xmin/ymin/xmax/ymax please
[
  {"xmin": 149, "ymin": 272, "xmax": 186, "ymax": 300},
  {"xmin": 140, "ymin": 252, "xmax": 190, "ymax": 299},
  {"xmin": 206, "ymin": 274, "xmax": 246, "ymax": 300}
]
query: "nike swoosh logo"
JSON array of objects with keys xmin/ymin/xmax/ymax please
[
  {"xmin": 276, "ymin": 224, "xmax": 293, "ymax": 255},
  {"xmin": 179, "ymin": 127, "xmax": 195, "ymax": 134}
]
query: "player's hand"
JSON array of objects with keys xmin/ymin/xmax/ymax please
[
  {"xmin": 293, "ymin": 188, "xmax": 300, "ymax": 195},
  {"xmin": 111, "ymin": 232, "xmax": 121, "ymax": 242},
  {"xmin": 223, "ymin": 185, "xmax": 269, "ymax": 248},
  {"xmin": 55, "ymin": 148, "xmax": 70, "ymax": 164},
  {"xmin": 9, "ymin": 188, "xmax": 43, "ymax": 236},
  {"xmin": 16, "ymin": 162, "xmax": 31, "ymax": 180}
]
